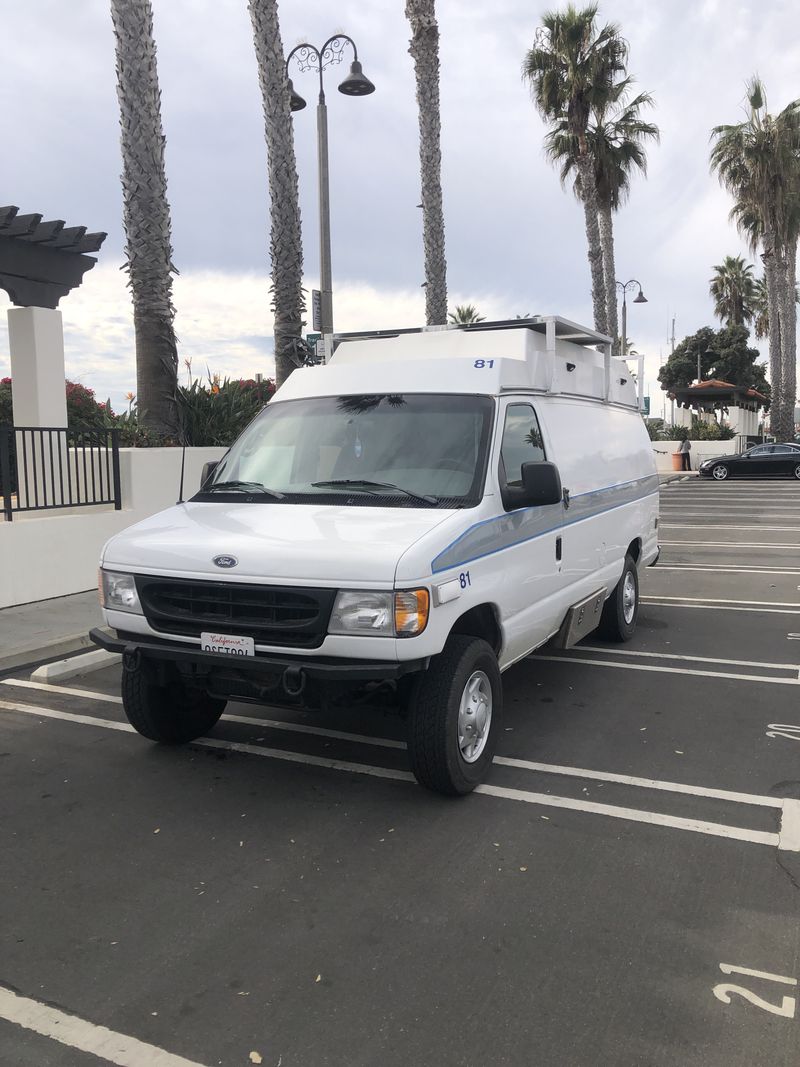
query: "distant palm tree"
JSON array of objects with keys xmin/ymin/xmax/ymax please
[
  {"xmin": 406, "ymin": 0, "xmax": 447, "ymax": 325},
  {"xmin": 448, "ymin": 304, "xmax": 485, "ymax": 324},
  {"xmin": 110, "ymin": 0, "xmax": 179, "ymax": 436},
  {"xmin": 709, "ymin": 255, "xmax": 756, "ymax": 326},
  {"xmin": 545, "ymin": 88, "xmax": 659, "ymax": 351},
  {"xmin": 523, "ymin": 4, "xmax": 627, "ymax": 336},
  {"xmin": 247, "ymin": 0, "xmax": 304, "ymax": 388},
  {"xmin": 711, "ymin": 77, "xmax": 800, "ymax": 440}
]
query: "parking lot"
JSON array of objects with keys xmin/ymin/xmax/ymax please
[{"xmin": 2, "ymin": 476, "xmax": 800, "ymax": 1066}]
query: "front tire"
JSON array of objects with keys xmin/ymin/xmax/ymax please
[
  {"xmin": 793, "ymin": 464, "xmax": 800, "ymax": 480},
  {"xmin": 122, "ymin": 664, "xmax": 226, "ymax": 743},
  {"xmin": 597, "ymin": 555, "xmax": 639, "ymax": 642},
  {"xmin": 712, "ymin": 464, "xmax": 729, "ymax": 481},
  {"xmin": 407, "ymin": 635, "xmax": 502, "ymax": 796}
]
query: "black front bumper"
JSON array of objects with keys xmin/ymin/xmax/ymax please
[{"xmin": 89, "ymin": 627, "xmax": 428, "ymax": 682}]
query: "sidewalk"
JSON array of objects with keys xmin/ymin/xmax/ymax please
[
  {"xmin": 659, "ymin": 471, "xmax": 699, "ymax": 484},
  {"xmin": 0, "ymin": 590, "xmax": 104, "ymax": 673}
]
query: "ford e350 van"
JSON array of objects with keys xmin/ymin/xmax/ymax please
[{"xmin": 92, "ymin": 317, "xmax": 659, "ymax": 795}]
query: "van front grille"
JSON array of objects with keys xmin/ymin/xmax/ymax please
[{"xmin": 136, "ymin": 576, "xmax": 335, "ymax": 649}]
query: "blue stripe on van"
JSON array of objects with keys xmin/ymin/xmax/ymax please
[{"xmin": 431, "ymin": 473, "xmax": 659, "ymax": 573}]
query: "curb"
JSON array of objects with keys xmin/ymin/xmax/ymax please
[
  {"xmin": 30, "ymin": 648, "xmax": 120, "ymax": 683},
  {"xmin": 0, "ymin": 628, "xmax": 114, "ymax": 677}
]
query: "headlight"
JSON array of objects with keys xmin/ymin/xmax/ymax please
[
  {"xmin": 99, "ymin": 570, "xmax": 142, "ymax": 613},
  {"xmin": 329, "ymin": 589, "xmax": 429, "ymax": 638}
]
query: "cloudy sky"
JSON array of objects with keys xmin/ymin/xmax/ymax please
[{"xmin": 1, "ymin": 0, "xmax": 798, "ymax": 416}]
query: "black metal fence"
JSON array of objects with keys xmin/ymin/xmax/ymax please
[{"xmin": 0, "ymin": 425, "xmax": 122, "ymax": 521}]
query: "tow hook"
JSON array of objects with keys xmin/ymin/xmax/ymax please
[
  {"xmin": 282, "ymin": 665, "xmax": 306, "ymax": 697},
  {"xmin": 122, "ymin": 645, "xmax": 142, "ymax": 673}
]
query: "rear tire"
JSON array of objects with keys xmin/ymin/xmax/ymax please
[
  {"xmin": 407, "ymin": 635, "xmax": 502, "ymax": 796},
  {"xmin": 712, "ymin": 464, "xmax": 729, "ymax": 481},
  {"xmin": 793, "ymin": 464, "xmax": 800, "ymax": 480},
  {"xmin": 122, "ymin": 664, "xmax": 226, "ymax": 743},
  {"xmin": 597, "ymin": 555, "xmax": 639, "ymax": 642}
]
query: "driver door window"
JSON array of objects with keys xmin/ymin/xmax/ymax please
[{"xmin": 500, "ymin": 404, "xmax": 545, "ymax": 487}]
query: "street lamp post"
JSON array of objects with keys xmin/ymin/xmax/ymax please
[
  {"xmin": 286, "ymin": 36, "xmax": 375, "ymax": 356},
  {"xmin": 616, "ymin": 279, "xmax": 648, "ymax": 411}
]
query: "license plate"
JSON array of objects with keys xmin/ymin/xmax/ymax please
[{"xmin": 200, "ymin": 632, "xmax": 255, "ymax": 657}]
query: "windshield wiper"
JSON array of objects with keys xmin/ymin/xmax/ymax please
[
  {"xmin": 311, "ymin": 479, "xmax": 438, "ymax": 505},
  {"xmin": 204, "ymin": 480, "xmax": 284, "ymax": 499}
]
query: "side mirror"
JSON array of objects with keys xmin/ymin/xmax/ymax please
[
  {"xmin": 200, "ymin": 460, "xmax": 218, "ymax": 488},
  {"xmin": 502, "ymin": 460, "xmax": 563, "ymax": 511}
]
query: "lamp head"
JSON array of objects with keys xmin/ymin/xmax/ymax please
[
  {"xmin": 338, "ymin": 60, "xmax": 375, "ymax": 97},
  {"xmin": 634, "ymin": 289, "xmax": 648, "ymax": 304},
  {"xmin": 288, "ymin": 79, "xmax": 307, "ymax": 112}
]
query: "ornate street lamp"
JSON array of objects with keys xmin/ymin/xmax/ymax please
[
  {"xmin": 616, "ymin": 279, "xmax": 648, "ymax": 411},
  {"xmin": 286, "ymin": 36, "xmax": 375, "ymax": 349}
]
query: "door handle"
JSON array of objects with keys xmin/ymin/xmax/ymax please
[{"xmin": 556, "ymin": 536, "xmax": 562, "ymax": 562}]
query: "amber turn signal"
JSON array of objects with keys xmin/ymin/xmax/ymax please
[{"xmin": 394, "ymin": 589, "xmax": 430, "ymax": 637}]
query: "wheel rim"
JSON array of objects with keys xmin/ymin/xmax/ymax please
[
  {"xmin": 458, "ymin": 670, "xmax": 493, "ymax": 764},
  {"xmin": 622, "ymin": 571, "xmax": 637, "ymax": 625},
  {"xmin": 713, "ymin": 465, "xmax": 728, "ymax": 480},
  {"xmin": 794, "ymin": 465, "xmax": 800, "ymax": 480}
]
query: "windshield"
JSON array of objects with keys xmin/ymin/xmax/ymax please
[{"xmin": 198, "ymin": 393, "xmax": 494, "ymax": 507}]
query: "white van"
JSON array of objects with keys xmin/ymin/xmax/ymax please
[{"xmin": 92, "ymin": 318, "xmax": 659, "ymax": 795}]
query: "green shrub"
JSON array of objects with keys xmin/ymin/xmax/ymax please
[
  {"xmin": 176, "ymin": 376, "xmax": 276, "ymax": 446},
  {"xmin": 660, "ymin": 421, "xmax": 736, "ymax": 441}
]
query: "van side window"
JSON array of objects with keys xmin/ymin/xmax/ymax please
[{"xmin": 500, "ymin": 404, "xmax": 545, "ymax": 486}]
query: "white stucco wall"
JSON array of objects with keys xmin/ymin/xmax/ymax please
[
  {"xmin": 0, "ymin": 447, "xmax": 225, "ymax": 608},
  {"xmin": 651, "ymin": 440, "xmax": 741, "ymax": 472}
]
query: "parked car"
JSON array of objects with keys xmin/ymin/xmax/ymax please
[
  {"xmin": 91, "ymin": 317, "xmax": 659, "ymax": 796},
  {"xmin": 698, "ymin": 443, "xmax": 800, "ymax": 480}
]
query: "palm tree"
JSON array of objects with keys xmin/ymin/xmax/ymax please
[
  {"xmin": 110, "ymin": 0, "xmax": 179, "ymax": 436},
  {"xmin": 752, "ymin": 272, "xmax": 800, "ymax": 339},
  {"xmin": 406, "ymin": 0, "xmax": 447, "ymax": 325},
  {"xmin": 710, "ymin": 77, "xmax": 800, "ymax": 440},
  {"xmin": 247, "ymin": 0, "xmax": 304, "ymax": 388},
  {"xmin": 545, "ymin": 87, "xmax": 659, "ymax": 351},
  {"xmin": 709, "ymin": 255, "xmax": 756, "ymax": 326},
  {"xmin": 523, "ymin": 4, "xmax": 627, "ymax": 336},
  {"xmin": 448, "ymin": 305, "xmax": 485, "ymax": 324}
]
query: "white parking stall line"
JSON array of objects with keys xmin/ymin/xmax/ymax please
[
  {"xmin": 642, "ymin": 595, "xmax": 800, "ymax": 608},
  {"xmin": 476, "ymin": 784, "xmax": 779, "ymax": 848},
  {"xmin": 575, "ymin": 645, "xmax": 800, "ymax": 672},
  {"xmin": 650, "ymin": 565, "xmax": 800, "ymax": 576},
  {"xmin": 0, "ymin": 678, "xmax": 124, "ymax": 703},
  {"xmin": 642, "ymin": 600, "xmax": 800, "ymax": 615},
  {"xmin": 529, "ymin": 655, "xmax": 800, "ymax": 685},
  {"xmin": 0, "ymin": 985, "xmax": 209, "ymax": 1067},
  {"xmin": 778, "ymin": 800, "xmax": 800, "ymax": 852},
  {"xmin": 0, "ymin": 687, "xmax": 786, "ymax": 807},
  {"xmin": 2, "ymin": 698, "xmax": 794, "ymax": 849},
  {"xmin": 661, "ymin": 523, "xmax": 800, "ymax": 533},
  {"xmin": 659, "ymin": 540, "xmax": 800, "ymax": 549}
]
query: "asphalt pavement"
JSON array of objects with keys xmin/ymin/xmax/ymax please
[{"xmin": 1, "ymin": 477, "xmax": 799, "ymax": 1066}]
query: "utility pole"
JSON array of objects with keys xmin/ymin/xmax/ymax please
[{"xmin": 670, "ymin": 315, "xmax": 676, "ymax": 425}]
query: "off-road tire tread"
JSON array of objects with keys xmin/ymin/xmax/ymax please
[
  {"xmin": 121, "ymin": 666, "xmax": 225, "ymax": 744},
  {"xmin": 408, "ymin": 635, "xmax": 501, "ymax": 796}
]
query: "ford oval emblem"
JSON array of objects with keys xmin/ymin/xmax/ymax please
[{"xmin": 213, "ymin": 555, "xmax": 238, "ymax": 569}]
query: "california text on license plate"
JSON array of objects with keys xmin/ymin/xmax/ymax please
[{"xmin": 200, "ymin": 632, "xmax": 255, "ymax": 657}]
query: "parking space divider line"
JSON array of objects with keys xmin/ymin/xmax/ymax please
[
  {"xmin": 574, "ymin": 646, "xmax": 800, "ymax": 672},
  {"xmin": 0, "ymin": 985, "xmax": 210, "ymax": 1067},
  {"xmin": 778, "ymin": 799, "xmax": 800, "ymax": 853},
  {"xmin": 475, "ymin": 784, "xmax": 779, "ymax": 847},
  {"xmin": 529, "ymin": 655, "xmax": 799, "ymax": 685},
  {"xmin": 2, "ymin": 698, "xmax": 789, "ymax": 849}
]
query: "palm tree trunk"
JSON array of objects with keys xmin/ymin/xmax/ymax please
[
  {"xmin": 405, "ymin": 0, "xmax": 447, "ymax": 325},
  {"xmin": 777, "ymin": 240, "xmax": 797, "ymax": 441},
  {"xmin": 762, "ymin": 231, "xmax": 784, "ymax": 438},
  {"xmin": 111, "ymin": 0, "xmax": 179, "ymax": 437},
  {"xmin": 248, "ymin": 0, "xmax": 304, "ymax": 388},
  {"xmin": 598, "ymin": 201, "xmax": 618, "ymax": 353},
  {"xmin": 575, "ymin": 150, "xmax": 608, "ymax": 336}
]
